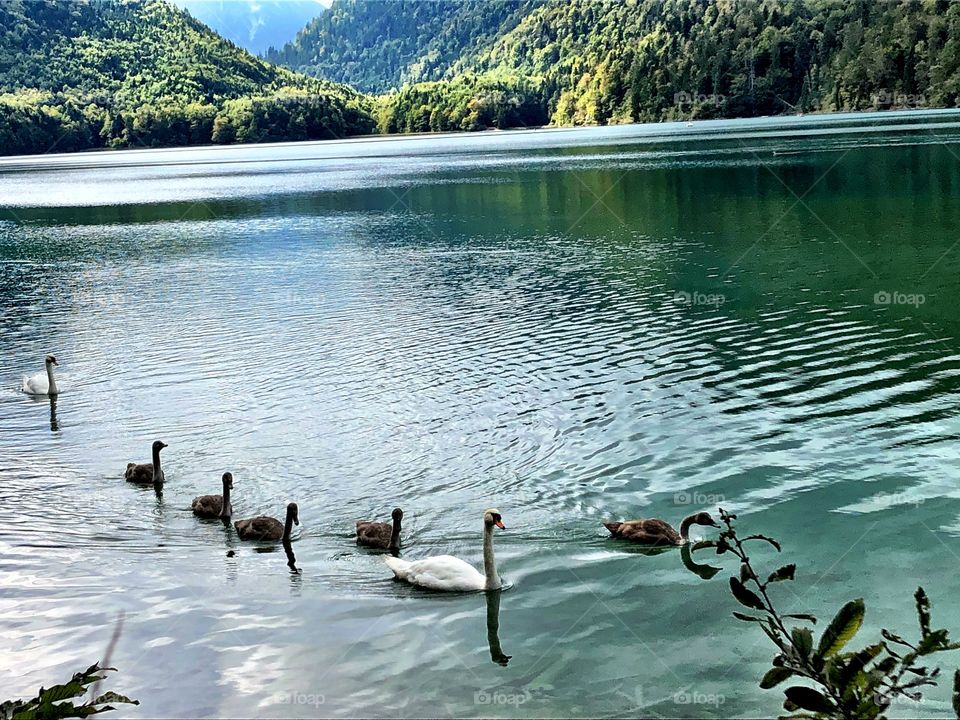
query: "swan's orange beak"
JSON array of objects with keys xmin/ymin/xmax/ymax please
[{"xmin": 495, "ymin": 520, "xmax": 505, "ymax": 529}]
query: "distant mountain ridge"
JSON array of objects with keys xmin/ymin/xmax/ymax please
[
  {"xmin": 172, "ymin": 0, "xmax": 326, "ymax": 56},
  {"xmin": 266, "ymin": 0, "xmax": 540, "ymax": 93},
  {"xmin": 0, "ymin": 0, "xmax": 373, "ymax": 156}
]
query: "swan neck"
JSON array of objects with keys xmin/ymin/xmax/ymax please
[
  {"xmin": 389, "ymin": 517, "xmax": 401, "ymax": 548},
  {"xmin": 483, "ymin": 522, "xmax": 500, "ymax": 590},
  {"xmin": 283, "ymin": 513, "xmax": 295, "ymax": 541},
  {"xmin": 220, "ymin": 483, "xmax": 231, "ymax": 517},
  {"xmin": 679, "ymin": 515, "xmax": 695, "ymax": 540},
  {"xmin": 46, "ymin": 363, "xmax": 58, "ymax": 394},
  {"xmin": 151, "ymin": 447, "xmax": 162, "ymax": 476}
]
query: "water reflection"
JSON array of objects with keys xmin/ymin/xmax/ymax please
[
  {"xmin": 485, "ymin": 590, "xmax": 510, "ymax": 667},
  {"xmin": 283, "ymin": 537, "xmax": 300, "ymax": 574},
  {"xmin": 48, "ymin": 396, "xmax": 58, "ymax": 432},
  {"xmin": 680, "ymin": 543, "xmax": 721, "ymax": 581}
]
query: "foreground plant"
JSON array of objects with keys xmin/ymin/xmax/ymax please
[
  {"xmin": 0, "ymin": 663, "xmax": 137, "ymax": 720},
  {"xmin": 692, "ymin": 509, "xmax": 960, "ymax": 719}
]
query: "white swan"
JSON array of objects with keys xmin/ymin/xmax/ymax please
[
  {"xmin": 21, "ymin": 354, "xmax": 59, "ymax": 395},
  {"xmin": 385, "ymin": 509, "xmax": 505, "ymax": 592}
]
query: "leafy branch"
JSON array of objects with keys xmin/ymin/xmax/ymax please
[
  {"xmin": 693, "ymin": 508, "xmax": 960, "ymax": 719},
  {"xmin": 1, "ymin": 663, "xmax": 137, "ymax": 720}
]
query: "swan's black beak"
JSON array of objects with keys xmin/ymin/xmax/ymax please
[{"xmin": 495, "ymin": 520, "xmax": 505, "ymax": 529}]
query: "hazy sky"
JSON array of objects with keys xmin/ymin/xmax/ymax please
[{"xmin": 171, "ymin": 0, "xmax": 330, "ymax": 54}]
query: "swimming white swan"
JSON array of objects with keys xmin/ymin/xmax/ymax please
[
  {"xmin": 21, "ymin": 354, "xmax": 59, "ymax": 395},
  {"xmin": 385, "ymin": 508, "xmax": 504, "ymax": 592}
]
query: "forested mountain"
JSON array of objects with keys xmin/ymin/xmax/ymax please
[
  {"xmin": 462, "ymin": 0, "xmax": 960, "ymax": 125},
  {"xmin": 171, "ymin": 0, "xmax": 326, "ymax": 56},
  {"xmin": 272, "ymin": 0, "xmax": 960, "ymax": 134},
  {"xmin": 266, "ymin": 0, "xmax": 540, "ymax": 93},
  {"xmin": 0, "ymin": 0, "xmax": 373, "ymax": 156},
  {"xmin": 5, "ymin": 0, "xmax": 960, "ymax": 157}
]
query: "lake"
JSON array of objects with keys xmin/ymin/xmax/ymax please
[{"xmin": 2, "ymin": 110, "xmax": 960, "ymax": 718}]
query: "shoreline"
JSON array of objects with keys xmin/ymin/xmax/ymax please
[{"xmin": 1, "ymin": 106, "xmax": 958, "ymax": 167}]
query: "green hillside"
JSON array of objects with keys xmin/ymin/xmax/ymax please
[
  {"xmin": 266, "ymin": 0, "xmax": 539, "ymax": 94},
  {"xmin": 464, "ymin": 0, "xmax": 960, "ymax": 125},
  {"xmin": 282, "ymin": 0, "xmax": 960, "ymax": 134},
  {"xmin": 6, "ymin": 0, "xmax": 960, "ymax": 157},
  {"xmin": 0, "ymin": 0, "xmax": 374, "ymax": 156}
]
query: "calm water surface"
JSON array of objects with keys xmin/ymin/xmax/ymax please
[{"xmin": 3, "ymin": 111, "xmax": 960, "ymax": 718}]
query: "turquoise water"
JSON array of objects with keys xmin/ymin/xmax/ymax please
[{"xmin": 2, "ymin": 110, "xmax": 960, "ymax": 717}]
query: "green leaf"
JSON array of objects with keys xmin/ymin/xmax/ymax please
[
  {"xmin": 784, "ymin": 613, "xmax": 817, "ymax": 624},
  {"xmin": 917, "ymin": 629, "xmax": 950, "ymax": 655},
  {"xmin": 37, "ymin": 681, "xmax": 88, "ymax": 704},
  {"xmin": 836, "ymin": 643, "xmax": 883, "ymax": 695},
  {"xmin": 817, "ymin": 599, "xmax": 865, "ymax": 659},
  {"xmin": 730, "ymin": 577, "xmax": 766, "ymax": 611},
  {"xmin": 88, "ymin": 693, "xmax": 138, "ymax": 707},
  {"xmin": 873, "ymin": 655, "xmax": 897, "ymax": 676},
  {"xmin": 740, "ymin": 563, "xmax": 752, "ymax": 583},
  {"xmin": 825, "ymin": 655, "xmax": 846, "ymax": 687},
  {"xmin": 916, "ymin": 587, "xmax": 931, "ymax": 638},
  {"xmin": 733, "ymin": 611, "xmax": 766, "ymax": 623},
  {"xmin": 783, "ymin": 686, "xmax": 835, "ymax": 714},
  {"xmin": 768, "ymin": 564, "xmax": 796, "ymax": 583},
  {"xmin": 855, "ymin": 695, "xmax": 883, "ymax": 719},
  {"xmin": 881, "ymin": 629, "xmax": 911, "ymax": 647},
  {"xmin": 792, "ymin": 627, "xmax": 813, "ymax": 660},
  {"xmin": 744, "ymin": 534, "xmax": 781, "ymax": 551},
  {"xmin": 760, "ymin": 666, "xmax": 794, "ymax": 689}
]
